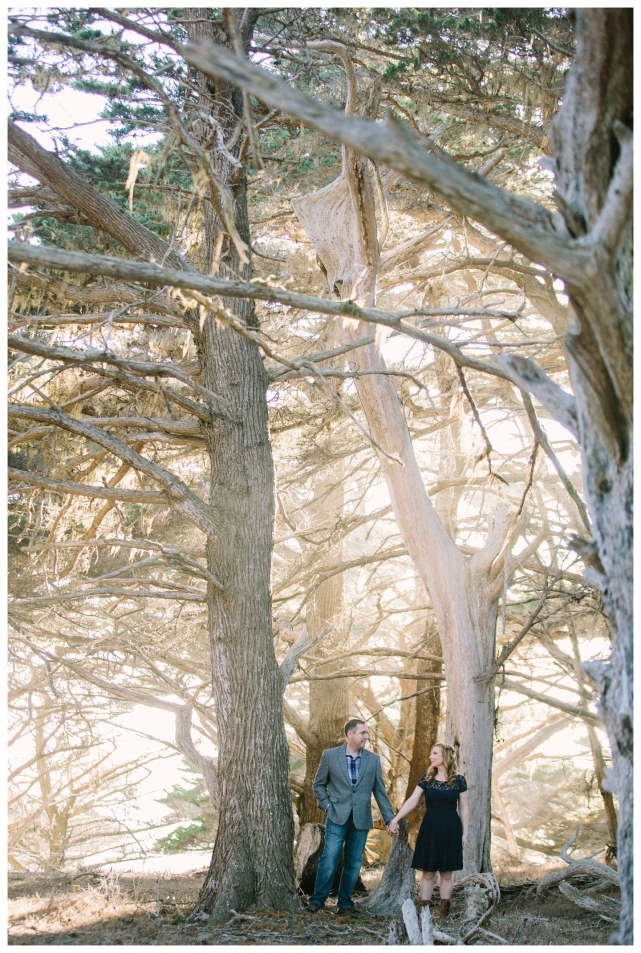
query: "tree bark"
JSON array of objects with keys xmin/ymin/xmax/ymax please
[
  {"xmin": 294, "ymin": 822, "xmax": 325, "ymax": 894},
  {"xmin": 544, "ymin": 16, "xmax": 633, "ymax": 923},
  {"xmin": 183, "ymin": 9, "xmax": 298, "ymax": 921},
  {"xmin": 406, "ymin": 631, "xmax": 442, "ymax": 845},
  {"xmin": 360, "ymin": 820, "xmax": 415, "ymax": 915},
  {"xmin": 584, "ymin": 722, "xmax": 619, "ymax": 863},
  {"xmin": 298, "ymin": 438, "xmax": 348, "ymax": 825}
]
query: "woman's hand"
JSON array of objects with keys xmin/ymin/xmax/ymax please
[
  {"xmin": 387, "ymin": 817, "xmax": 400, "ymax": 836},
  {"xmin": 462, "ymin": 831, "xmax": 468, "ymax": 850}
]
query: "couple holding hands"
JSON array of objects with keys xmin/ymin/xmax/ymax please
[{"xmin": 307, "ymin": 718, "xmax": 469, "ymax": 919}]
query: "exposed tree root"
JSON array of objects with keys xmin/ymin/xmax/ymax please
[{"xmin": 361, "ymin": 820, "xmax": 414, "ymax": 916}]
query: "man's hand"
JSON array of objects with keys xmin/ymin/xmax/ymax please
[{"xmin": 387, "ymin": 818, "xmax": 400, "ymax": 836}]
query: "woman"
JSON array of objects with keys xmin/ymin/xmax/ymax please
[{"xmin": 388, "ymin": 743, "xmax": 468, "ymax": 918}]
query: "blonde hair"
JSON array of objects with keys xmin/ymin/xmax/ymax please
[{"xmin": 426, "ymin": 743, "xmax": 459, "ymax": 787}]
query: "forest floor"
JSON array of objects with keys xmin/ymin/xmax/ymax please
[{"xmin": 8, "ymin": 863, "xmax": 617, "ymax": 946}]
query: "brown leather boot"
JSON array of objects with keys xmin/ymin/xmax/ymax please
[
  {"xmin": 439, "ymin": 899, "xmax": 451, "ymax": 919},
  {"xmin": 419, "ymin": 898, "xmax": 433, "ymax": 908}
]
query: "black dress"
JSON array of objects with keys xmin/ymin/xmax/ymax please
[{"xmin": 411, "ymin": 774, "xmax": 467, "ymax": 872}]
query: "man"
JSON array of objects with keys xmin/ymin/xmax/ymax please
[{"xmin": 307, "ymin": 718, "xmax": 396, "ymax": 914}]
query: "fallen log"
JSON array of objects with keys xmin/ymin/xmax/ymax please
[
  {"xmin": 402, "ymin": 897, "xmax": 423, "ymax": 945},
  {"xmin": 420, "ymin": 905, "xmax": 434, "ymax": 945},
  {"xmin": 536, "ymin": 827, "xmax": 619, "ymax": 897},
  {"xmin": 558, "ymin": 882, "xmax": 620, "ymax": 920}
]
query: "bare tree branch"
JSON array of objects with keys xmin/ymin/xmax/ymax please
[
  {"xmin": 7, "ymin": 243, "xmax": 518, "ymax": 383},
  {"xmin": 8, "ymin": 403, "xmax": 220, "ymax": 537},
  {"xmin": 8, "ymin": 334, "xmax": 229, "ymax": 412},
  {"xmin": 176, "ymin": 37, "xmax": 588, "ymax": 279},
  {"xmin": 500, "ymin": 678, "xmax": 601, "ymax": 724},
  {"xmin": 499, "ymin": 354, "xmax": 579, "ymax": 438},
  {"xmin": 279, "ymin": 625, "xmax": 333, "ymax": 690},
  {"xmin": 11, "ymin": 587, "xmax": 206, "ymax": 605},
  {"xmin": 8, "ymin": 467, "xmax": 169, "ymax": 505}
]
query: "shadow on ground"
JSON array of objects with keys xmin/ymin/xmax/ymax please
[{"xmin": 8, "ymin": 868, "xmax": 617, "ymax": 945}]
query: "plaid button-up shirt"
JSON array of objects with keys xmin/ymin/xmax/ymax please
[{"xmin": 346, "ymin": 751, "xmax": 362, "ymax": 786}]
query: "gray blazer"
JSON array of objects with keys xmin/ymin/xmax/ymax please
[{"xmin": 313, "ymin": 743, "xmax": 395, "ymax": 830}]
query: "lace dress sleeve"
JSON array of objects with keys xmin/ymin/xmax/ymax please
[
  {"xmin": 457, "ymin": 775, "xmax": 468, "ymax": 792},
  {"xmin": 417, "ymin": 773, "xmax": 428, "ymax": 789}
]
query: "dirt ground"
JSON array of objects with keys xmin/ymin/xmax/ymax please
[{"xmin": 8, "ymin": 865, "xmax": 618, "ymax": 945}]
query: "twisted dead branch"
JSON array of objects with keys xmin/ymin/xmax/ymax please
[{"xmin": 536, "ymin": 826, "xmax": 619, "ymax": 897}]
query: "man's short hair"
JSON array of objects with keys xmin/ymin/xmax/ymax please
[{"xmin": 344, "ymin": 718, "xmax": 367, "ymax": 736}]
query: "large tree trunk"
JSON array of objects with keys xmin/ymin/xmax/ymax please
[
  {"xmin": 338, "ymin": 308, "xmax": 502, "ymax": 878},
  {"xmin": 360, "ymin": 820, "xmax": 415, "ymax": 915},
  {"xmin": 544, "ymin": 14, "xmax": 632, "ymax": 940},
  {"xmin": 585, "ymin": 722, "xmax": 619, "ymax": 863},
  {"xmin": 294, "ymin": 468, "xmax": 350, "ymax": 892},
  {"xmin": 566, "ymin": 615, "xmax": 619, "ymax": 861},
  {"xmin": 298, "ymin": 467, "xmax": 348, "ymax": 825},
  {"xmin": 406, "ymin": 630, "xmax": 443, "ymax": 845},
  {"xmin": 8, "ymin": 16, "xmax": 300, "ymax": 916},
  {"xmin": 186, "ymin": 9, "xmax": 298, "ymax": 920},
  {"xmin": 300, "ymin": 268, "xmax": 506, "ymax": 875}
]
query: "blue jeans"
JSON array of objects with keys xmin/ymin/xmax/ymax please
[{"xmin": 309, "ymin": 813, "xmax": 369, "ymax": 909}]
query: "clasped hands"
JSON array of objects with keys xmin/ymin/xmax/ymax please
[{"xmin": 386, "ymin": 818, "xmax": 400, "ymax": 836}]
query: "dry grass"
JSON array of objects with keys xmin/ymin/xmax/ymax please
[{"xmin": 8, "ymin": 866, "xmax": 618, "ymax": 945}]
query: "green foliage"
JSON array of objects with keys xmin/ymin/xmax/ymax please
[
  {"xmin": 66, "ymin": 141, "xmax": 135, "ymax": 193},
  {"xmin": 156, "ymin": 821, "xmax": 209, "ymax": 853},
  {"xmin": 9, "ymin": 110, "xmax": 44, "ymax": 123},
  {"xmin": 382, "ymin": 61, "xmax": 410, "ymax": 82},
  {"xmin": 297, "ymin": 156, "xmax": 314, "ymax": 174},
  {"xmin": 123, "ymin": 504, "xmax": 142, "ymax": 526},
  {"xmin": 155, "ymin": 763, "xmax": 216, "ymax": 853},
  {"xmin": 73, "ymin": 28, "xmax": 105, "ymax": 42},
  {"xmin": 371, "ymin": 5, "xmax": 573, "ymax": 108},
  {"xmin": 23, "ymin": 137, "xmax": 182, "ymax": 251},
  {"xmin": 45, "ymin": 9, "xmax": 98, "ymax": 32},
  {"xmin": 72, "ymin": 77, "xmax": 125, "ymax": 99}
]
